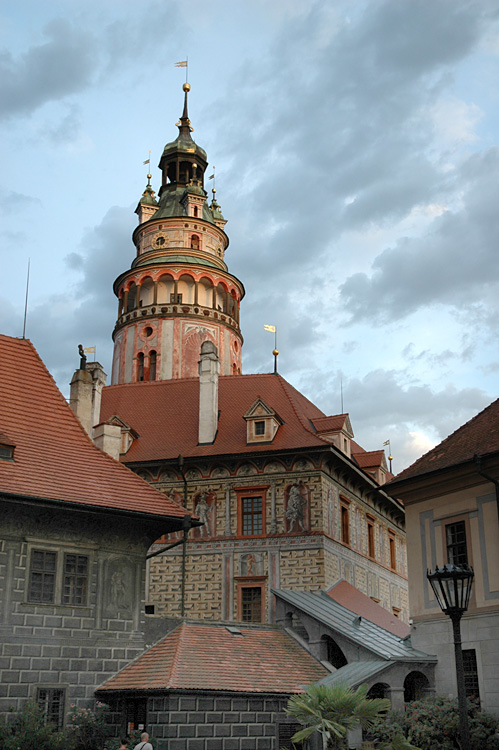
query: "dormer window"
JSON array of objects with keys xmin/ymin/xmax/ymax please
[
  {"xmin": 0, "ymin": 443, "xmax": 14, "ymax": 461},
  {"xmin": 255, "ymin": 421, "xmax": 265, "ymax": 436},
  {"xmin": 243, "ymin": 398, "xmax": 282, "ymax": 444},
  {"xmin": 0, "ymin": 433, "xmax": 15, "ymax": 461}
]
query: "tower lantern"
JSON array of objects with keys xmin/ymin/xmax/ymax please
[{"xmin": 111, "ymin": 84, "xmax": 245, "ymax": 385}]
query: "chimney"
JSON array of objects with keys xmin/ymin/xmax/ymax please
[
  {"xmin": 198, "ymin": 340, "xmax": 220, "ymax": 444},
  {"xmin": 69, "ymin": 360, "xmax": 107, "ymax": 438}
]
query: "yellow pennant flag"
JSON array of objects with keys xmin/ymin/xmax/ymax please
[
  {"xmin": 175, "ymin": 61, "xmax": 188, "ymax": 67},
  {"xmin": 264, "ymin": 324, "xmax": 276, "ymax": 333},
  {"xmin": 84, "ymin": 346, "xmax": 96, "ymax": 354}
]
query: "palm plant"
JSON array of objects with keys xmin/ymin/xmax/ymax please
[{"xmin": 285, "ymin": 683, "xmax": 420, "ymax": 750}]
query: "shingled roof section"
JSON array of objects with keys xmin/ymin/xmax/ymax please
[
  {"xmin": 325, "ymin": 580, "xmax": 409, "ymax": 638},
  {"xmin": 389, "ymin": 398, "xmax": 499, "ymax": 484},
  {"xmin": 0, "ymin": 335, "xmax": 189, "ymax": 521},
  {"xmin": 97, "ymin": 621, "xmax": 328, "ymax": 694},
  {"xmin": 100, "ymin": 373, "xmax": 333, "ymax": 463}
]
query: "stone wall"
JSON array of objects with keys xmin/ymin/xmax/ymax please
[
  {"xmin": 103, "ymin": 691, "xmax": 296, "ymax": 750},
  {"xmin": 0, "ymin": 498, "xmax": 156, "ymax": 722}
]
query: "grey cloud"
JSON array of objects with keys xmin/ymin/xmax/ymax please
[
  {"xmin": 340, "ymin": 148, "xmax": 499, "ymax": 323},
  {"xmin": 0, "ymin": 189, "xmax": 41, "ymax": 214},
  {"xmin": 0, "ymin": 19, "xmax": 98, "ymax": 120}
]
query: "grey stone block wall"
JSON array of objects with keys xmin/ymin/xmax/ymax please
[
  {"xmin": 411, "ymin": 611, "xmax": 499, "ymax": 716},
  {"xmin": 0, "ymin": 498, "xmax": 167, "ymax": 723},
  {"xmin": 102, "ymin": 691, "xmax": 295, "ymax": 750}
]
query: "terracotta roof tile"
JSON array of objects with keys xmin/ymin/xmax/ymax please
[
  {"xmin": 325, "ymin": 580, "xmax": 409, "ymax": 638},
  {"xmin": 0, "ymin": 335, "xmax": 188, "ymax": 521},
  {"xmin": 352, "ymin": 450, "xmax": 385, "ymax": 469},
  {"xmin": 97, "ymin": 621, "xmax": 328, "ymax": 693},
  {"xmin": 311, "ymin": 415, "xmax": 349, "ymax": 433},
  {"xmin": 100, "ymin": 374, "xmax": 332, "ymax": 462},
  {"xmin": 389, "ymin": 398, "xmax": 499, "ymax": 484}
]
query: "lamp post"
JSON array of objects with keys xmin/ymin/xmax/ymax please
[{"xmin": 427, "ymin": 563, "xmax": 474, "ymax": 750}]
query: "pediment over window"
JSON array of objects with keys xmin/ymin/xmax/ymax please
[
  {"xmin": 243, "ymin": 398, "xmax": 283, "ymax": 444},
  {"xmin": 107, "ymin": 415, "xmax": 139, "ymax": 455}
]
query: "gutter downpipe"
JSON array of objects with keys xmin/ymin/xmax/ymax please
[
  {"xmin": 474, "ymin": 454, "xmax": 499, "ymax": 524},
  {"xmin": 178, "ymin": 454, "xmax": 189, "ymax": 618}
]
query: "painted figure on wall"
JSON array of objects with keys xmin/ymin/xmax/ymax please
[
  {"xmin": 284, "ymin": 481, "xmax": 309, "ymax": 533},
  {"xmin": 193, "ymin": 490, "xmax": 217, "ymax": 538}
]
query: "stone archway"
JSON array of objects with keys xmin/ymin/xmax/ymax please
[{"xmin": 404, "ymin": 671, "xmax": 430, "ymax": 703}]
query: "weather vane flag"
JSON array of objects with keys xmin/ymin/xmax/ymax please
[
  {"xmin": 264, "ymin": 325, "xmax": 279, "ymax": 374},
  {"xmin": 175, "ymin": 59, "xmax": 188, "ymax": 82}
]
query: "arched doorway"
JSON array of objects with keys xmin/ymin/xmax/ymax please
[
  {"xmin": 322, "ymin": 635, "xmax": 347, "ymax": 669},
  {"xmin": 404, "ymin": 671, "xmax": 430, "ymax": 703}
]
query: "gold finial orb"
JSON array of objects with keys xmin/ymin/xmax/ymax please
[
  {"xmin": 192, "ymin": 162, "xmax": 197, "ymax": 169},
  {"xmin": 183, "ymin": 82, "xmax": 191, "ymax": 92},
  {"xmin": 213, "ymin": 188, "xmax": 217, "ymax": 193},
  {"xmin": 147, "ymin": 174, "xmax": 152, "ymax": 179},
  {"xmin": 273, "ymin": 349, "xmax": 279, "ymax": 356}
]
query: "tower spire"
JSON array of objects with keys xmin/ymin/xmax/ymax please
[{"xmin": 178, "ymin": 82, "xmax": 192, "ymax": 136}]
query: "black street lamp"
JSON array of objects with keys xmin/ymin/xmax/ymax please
[{"xmin": 427, "ymin": 563, "xmax": 474, "ymax": 750}]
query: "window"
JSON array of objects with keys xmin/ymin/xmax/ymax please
[
  {"xmin": 392, "ymin": 607, "xmax": 401, "ymax": 618},
  {"xmin": 240, "ymin": 586, "xmax": 263, "ymax": 622},
  {"xmin": 62, "ymin": 554, "xmax": 88, "ymax": 605},
  {"xmin": 28, "ymin": 548, "xmax": 89, "ymax": 606},
  {"xmin": 37, "ymin": 687, "xmax": 65, "ymax": 730},
  {"xmin": 149, "ymin": 350, "xmax": 157, "ymax": 381},
  {"xmin": 170, "ymin": 293, "xmax": 182, "ymax": 304},
  {"xmin": 463, "ymin": 649, "xmax": 480, "ymax": 700},
  {"xmin": 125, "ymin": 698, "xmax": 147, "ymax": 734},
  {"xmin": 367, "ymin": 517, "xmax": 375, "ymax": 559},
  {"xmin": 389, "ymin": 532, "xmax": 397, "ymax": 570},
  {"xmin": 241, "ymin": 496, "xmax": 263, "ymax": 535},
  {"xmin": 255, "ymin": 420, "xmax": 265, "ymax": 436},
  {"xmin": 137, "ymin": 352, "xmax": 144, "ymax": 381},
  {"xmin": 0, "ymin": 443, "xmax": 14, "ymax": 460},
  {"xmin": 278, "ymin": 722, "xmax": 302, "ymax": 750},
  {"xmin": 29, "ymin": 550, "xmax": 57, "ymax": 603},
  {"xmin": 446, "ymin": 521, "xmax": 468, "ymax": 565},
  {"xmin": 340, "ymin": 503, "xmax": 350, "ymax": 545}
]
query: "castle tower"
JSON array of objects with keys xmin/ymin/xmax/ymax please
[{"xmin": 111, "ymin": 83, "xmax": 245, "ymax": 384}]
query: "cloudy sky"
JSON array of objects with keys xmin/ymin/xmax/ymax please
[{"xmin": 2, "ymin": 0, "xmax": 499, "ymax": 472}]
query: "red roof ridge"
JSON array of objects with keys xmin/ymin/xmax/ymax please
[
  {"xmin": 169, "ymin": 622, "xmax": 189, "ymax": 688},
  {"xmin": 391, "ymin": 397, "xmax": 499, "ymax": 484},
  {"xmin": 274, "ymin": 375, "xmax": 332, "ymax": 445}
]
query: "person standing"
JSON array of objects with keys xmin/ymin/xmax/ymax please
[{"xmin": 134, "ymin": 732, "xmax": 153, "ymax": 750}]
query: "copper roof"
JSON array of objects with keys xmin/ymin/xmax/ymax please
[
  {"xmin": 97, "ymin": 621, "xmax": 328, "ymax": 693},
  {"xmin": 0, "ymin": 335, "xmax": 188, "ymax": 520},
  {"xmin": 100, "ymin": 373, "xmax": 335, "ymax": 462},
  {"xmin": 389, "ymin": 398, "xmax": 499, "ymax": 485}
]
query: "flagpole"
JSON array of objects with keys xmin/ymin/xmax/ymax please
[{"xmin": 22, "ymin": 258, "xmax": 30, "ymax": 339}]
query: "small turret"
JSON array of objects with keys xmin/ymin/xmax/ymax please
[{"xmin": 135, "ymin": 174, "xmax": 158, "ymax": 224}]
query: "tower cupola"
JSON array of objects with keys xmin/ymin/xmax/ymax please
[{"xmin": 110, "ymin": 84, "xmax": 245, "ymax": 386}]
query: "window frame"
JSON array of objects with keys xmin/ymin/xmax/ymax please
[
  {"xmin": 388, "ymin": 530, "xmax": 397, "ymax": 571},
  {"xmin": 445, "ymin": 519, "xmax": 468, "ymax": 566},
  {"xmin": 367, "ymin": 515, "xmax": 376, "ymax": 559},
  {"xmin": 26, "ymin": 542, "xmax": 92, "ymax": 607},
  {"xmin": 340, "ymin": 500, "xmax": 350, "ymax": 546},
  {"xmin": 463, "ymin": 648, "xmax": 480, "ymax": 701},
  {"xmin": 37, "ymin": 686, "xmax": 65, "ymax": 730},
  {"xmin": 235, "ymin": 486, "xmax": 268, "ymax": 538},
  {"xmin": 236, "ymin": 578, "xmax": 266, "ymax": 623}
]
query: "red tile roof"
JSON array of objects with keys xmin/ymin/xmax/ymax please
[
  {"xmin": 97, "ymin": 621, "xmax": 328, "ymax": 693},
  {"xmin": 325, "ymin": 580, "xmax": 409, "ymax": 638},
  {"xmin": 352, "ymin": 450, "xmax": 385, "ymax": 470},
  {"xmin": 0, "ymin": 335, "xmax": 188, "ymax": 521},
  {"xmin": 100, "ymin": 374, "xmax": 333, "ymax": 462},
  {"xmin": 389, "ymin": 398, "xmax": 499, "ymax": 484},
  {"xmin": 311, "ymin": 415, "xmax": 349, "ymax": 433}
]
